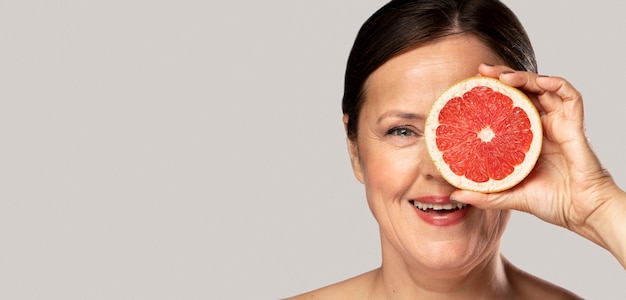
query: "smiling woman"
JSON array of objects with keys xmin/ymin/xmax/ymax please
[
  {"xmin": 334, "ymin": 32, "xmax": 567, "ymax": 299},
  {"xmin": 284, "ymin": 0, "xmax": 626, "ymax": 299}
]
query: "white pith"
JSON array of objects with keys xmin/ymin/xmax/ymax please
[
  {"xmin": 424, "ymin": 76, "xmax": 543, "ymax": 193},
  {"xmin": 477, "ymin": 126, "xmax": 495, "ymax": 142}
]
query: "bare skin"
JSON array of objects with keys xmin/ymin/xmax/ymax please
[
  {"xmin": 287, "ymin": 256, "xmax": 580, "ymax": 299},
  {"xmin": 285, "ymin": 34, "xmax": 595, "ymax": 299}
]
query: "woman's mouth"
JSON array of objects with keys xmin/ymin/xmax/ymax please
[
  {"xmin": 410, "ymin": 201, "xmax": 469, "ymax": 213},
  {"xmin": 409, "ymin": 199, "xmax": 472, "ymax": 226}
]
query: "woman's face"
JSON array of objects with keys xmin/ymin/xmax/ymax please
[{"xmin": 346, "ymin": 34, "xmax": 511, "ymax": 272}]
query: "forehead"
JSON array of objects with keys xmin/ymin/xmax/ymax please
[{"xmin": 362, "ymin": 34, "xmax": 504, "ymax": 112}]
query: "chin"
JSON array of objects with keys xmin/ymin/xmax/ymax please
[{"xmin": 409, "ymin": 239, "xmax": 496, "ymax": 272}]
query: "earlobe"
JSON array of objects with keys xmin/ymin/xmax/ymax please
[{"xmin": 343, "ymin": 114, "xmax": 365, "ymax": 184}]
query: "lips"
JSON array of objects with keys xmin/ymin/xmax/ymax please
[{"xmin": 409, "ymin": 197, "xmax": 471, "ymax": 226}]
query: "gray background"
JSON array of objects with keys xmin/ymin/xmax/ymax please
[{"xmin": 1, "ymin": 0, "xmax": 625, "ymax": 299}]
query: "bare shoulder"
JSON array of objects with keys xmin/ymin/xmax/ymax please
[
  {"xmin": 504, "ymin": 259, "xmax": 583, "ymax": 300},
  {"xmin": 282, "ymin": 269, "xmax": 378, "ymax": 300}
]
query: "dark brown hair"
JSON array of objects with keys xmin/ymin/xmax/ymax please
[{"xmin": 342, "ymin": 0, "xmax": 537, "ymax": 140}]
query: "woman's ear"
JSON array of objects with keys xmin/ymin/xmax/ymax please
[{"xmin": 343, "ymin": 114, "xmax": 364, "ymax": 184}]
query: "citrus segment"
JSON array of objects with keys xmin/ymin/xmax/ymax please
[{"xmin": 425, "ymin": 77, "xmax": 542, "ymax": 193}]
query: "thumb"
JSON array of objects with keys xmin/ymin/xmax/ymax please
[{"xmin": 451, "ymin": 189, "xmax": 522, "ymax": 211}]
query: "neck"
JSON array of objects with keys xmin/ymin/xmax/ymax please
[{"xmin": 371, "ymin": 235, "xmax": 509, "ymax": 299}]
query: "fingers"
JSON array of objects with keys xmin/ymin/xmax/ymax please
[
  {"xmin": 478, "ymin": 63, "xmax": 545, "ymax": 94},
  {"xmin": 478, "ymin": 64, "xmax": 582, "ymax": 112},
  {"xmin": 535, "ymin": 76, "xmax": 584, "ymax": 120},
  {"xmin": 537, "ymin": 77, "xmax": 603, "ymax": 176},
  {"xmin": 478, "ymin": 64, "xmax": 586, "ymax": 123}
]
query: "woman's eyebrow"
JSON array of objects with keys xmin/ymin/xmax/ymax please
[{"xmin": 377, "ymin": 111, "xmax": 425, "ymax": 124}]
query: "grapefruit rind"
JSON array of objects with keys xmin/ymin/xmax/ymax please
[{"xmin": 424, "ymin": 76, "xmax": 542, "ymax": 193}]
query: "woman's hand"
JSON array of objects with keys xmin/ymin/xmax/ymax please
[{"xmin": 451, "ymin": 64, "xmax": 626, "ymax": 268}]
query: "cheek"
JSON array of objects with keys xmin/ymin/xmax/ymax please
[{"xmin": 361, "ymin": 145, "xmax": 421, "ymax": 198}]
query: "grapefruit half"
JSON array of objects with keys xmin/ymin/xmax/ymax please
[{"xmin": 424, "ymin": 76, "xmax": 542, "ymax": 193}]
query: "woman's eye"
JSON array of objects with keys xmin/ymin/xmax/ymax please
[{"xmin": 387, "ymin": 126, "xmax": 415, "ymax": 137}]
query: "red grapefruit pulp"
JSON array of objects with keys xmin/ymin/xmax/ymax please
[{"xmin": 425, "ymin": 77, "xmax": 542, "ymax": 193}]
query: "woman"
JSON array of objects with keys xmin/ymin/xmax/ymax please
[{"xmin": 287, "ymin": 0, "xmax": 626, "ymax": 298}]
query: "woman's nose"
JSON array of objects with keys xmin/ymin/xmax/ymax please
[{"xmin": 418, "ymin": 146, "xmax": 446, "ymax": 181}]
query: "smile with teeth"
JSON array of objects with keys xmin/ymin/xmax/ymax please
[{"xmin": 411, "ymin": 201, "xmax": 469, "ymax": 212}]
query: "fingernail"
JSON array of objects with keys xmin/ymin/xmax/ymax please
[{"xmin": 500, "ymin": 71, "xmax": 515, "ymax": 75}]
